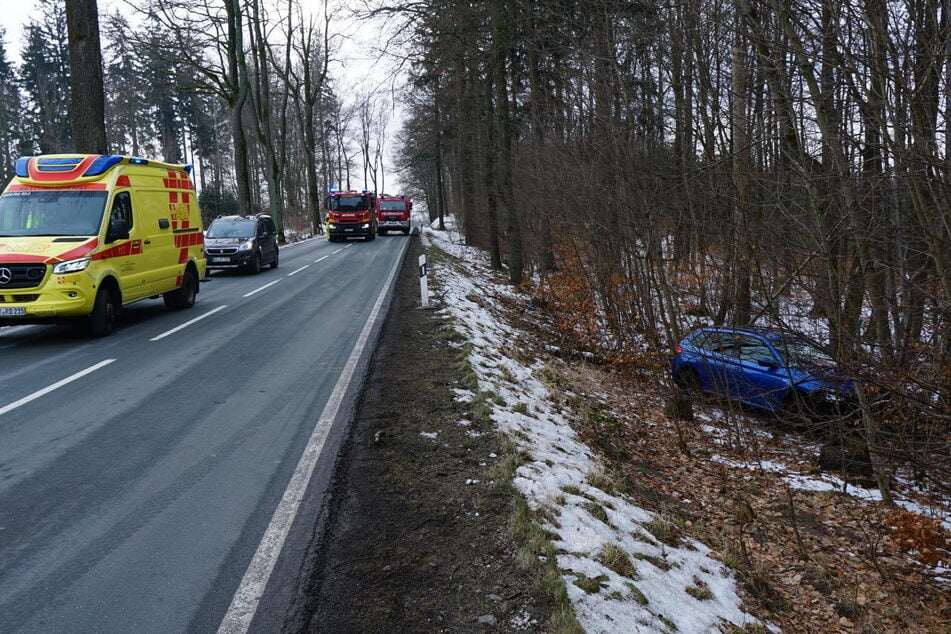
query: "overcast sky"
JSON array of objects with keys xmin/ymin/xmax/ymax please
[
  {"xmin": 1, "ymin": 1, "xmax": 395, "ymax": 84},
  {"xmin": 3, "ymin": 1, "xmax": 44, "ymax": 58},
  {"xmin": 0, "ymin": 1, "xmax": 409, "ymax": 193}
]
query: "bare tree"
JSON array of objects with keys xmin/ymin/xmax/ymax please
[{"xmin": 66, "ymin": 0, "xmax": 107, "ymax": 153}]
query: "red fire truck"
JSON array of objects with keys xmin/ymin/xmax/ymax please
[
  {"xmin": 324, "ymin": 189, "xmax": 378, "ymax": 242},
  {"xmin": 375, "ymin": 194, "xmax": 412, "ymax": 236}
]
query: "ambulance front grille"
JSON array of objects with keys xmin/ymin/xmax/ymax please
[
  {"xmin": 0, "ymin": 264, "xmax": 48, "ymax": 290},
  {"xmin": 0, "ymin": 294, "xmax": 40, "ymax": 303}
]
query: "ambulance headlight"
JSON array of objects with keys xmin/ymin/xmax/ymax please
[{"xmin": 53, "ymin": 257, "xmax": 91, "ymax": 275}]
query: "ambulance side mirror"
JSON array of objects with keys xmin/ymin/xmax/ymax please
[{"xmin": 107, "ymin": 218, "xmax": 130, "ymax": 243}]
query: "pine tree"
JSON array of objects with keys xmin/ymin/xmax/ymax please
[
  {"xmin": 19, "ymin": 0, "xmax": 71, "ymax": 153},
  {"xmin": 0, "ymin": 29, "xmax": 26, "ymax": 182}
]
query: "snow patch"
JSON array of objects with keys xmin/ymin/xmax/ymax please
[{"xmin": 425, "ymin": 224, "xmax": 773, "ymax": 633}]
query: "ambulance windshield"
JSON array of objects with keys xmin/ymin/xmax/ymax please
[{"xmin": 0, "ymin": 190, "xmax": 108, "ymax": 237}]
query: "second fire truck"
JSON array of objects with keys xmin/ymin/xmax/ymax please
[{"xmin": 375, "ymin": 194, "xmax": 412, "ymax": 236}]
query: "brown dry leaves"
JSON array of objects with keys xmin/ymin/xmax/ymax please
[
  {"xmin": 478, "ymin": 266, "xmax": 951, "ymax": 633},
  {"xmin": 886, "ymin": 509, "xmax": 951, "ymax": 568}
]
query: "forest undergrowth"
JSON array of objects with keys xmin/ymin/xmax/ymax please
[{"xmin": 486, "ymin": 256, "xmax": 951, "ymax": 632}]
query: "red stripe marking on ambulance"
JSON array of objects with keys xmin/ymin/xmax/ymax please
[
  {"xmin": 91, "ymin": 239, "xmax": 142, "ymax": 260},
  {"xmin": 0, "ymin": 253, "xmax": 47, "ymax": 263},
  {"xmin": 26, "ymin": 156, "xmax": 98, "ymax": 182},
  {"xmin": 7, "ymin": 183, "xmax": 108, "ymax": 191},
  {"xmin": 46, "ymin": 239, "xmax": 99, "ymax": 263},
  {"xmin": 174, "ymin": 232, "xmax": 203, "ymax": 248}
]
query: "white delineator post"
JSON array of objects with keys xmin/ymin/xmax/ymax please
[{"xmin": 419, "ymin": 254, "xmax": 429, "ymax": 308}]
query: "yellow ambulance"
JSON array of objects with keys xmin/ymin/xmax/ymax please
[{"xmin": 0, "ymin": 154, "xmax": 207, "ymax": 335}]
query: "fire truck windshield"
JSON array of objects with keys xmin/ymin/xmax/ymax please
[
  {"xmin": 330, "ymin": 195, "xmax": 371, "ymax": 211},
  {"xmin": 379, "ymin": 200, "xmax": 407, "ymax": 211}
]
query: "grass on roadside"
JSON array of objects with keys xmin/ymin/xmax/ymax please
[{"xmin": 486, "ymin": 433, "xmax": 583, "ymax": 634}]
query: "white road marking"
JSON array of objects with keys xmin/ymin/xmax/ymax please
[
  {"xmin": 242, "ymin": 279, "xmax": 282, "ymax": 298},
  {"xmin": 217, "ymin": 238, "xmax": 409, "ymax": 634},
  {"xmin": 0, "ymin": 359, "xmax": 116, "ymax": 417},
  {"xmin": 150, "ymin": 305, "xmax": 229, "ymax": 341},
  {"xmin": 313, "ymin": 255, "xmax": 329, "ymax": 264},
  {"xmin": 286, "ymin": 265, "xmax": 309, "ymax": 276},
  {"xmin": 331, "ymin": 248, "xmax": 343, "ymax": 254}
]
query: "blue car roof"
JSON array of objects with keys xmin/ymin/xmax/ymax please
[{"xmin": 690, "ymin": 326, "xmax": 800, "ymax": 343}]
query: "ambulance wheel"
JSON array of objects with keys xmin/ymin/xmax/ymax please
[
  {"xmin": 164, "ymin": 269, "xmax": 197, "ymax": 309},
  {"xmin": 249, "ymin": 251, "xmax": 262, "ymax": 274},
  {"xmin": 89, "ymin": 286, "xmax": 118, "ymax": 337}
]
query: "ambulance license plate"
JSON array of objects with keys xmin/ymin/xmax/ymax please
[{"xmin": 0, "ymin": 307, "xmax": 26, "ymax": 316}]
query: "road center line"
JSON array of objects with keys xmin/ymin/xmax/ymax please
[
  {"xmin": 313, "ymin": 255, "xmax": 329, "ymax": 264},
  {"xmin": 331, "ymin": 248, "xmax": 343, "ymax": 254},
  {"xmin": 150, "ymin": 305, "xmax": 229, "ymax": 341},
  {"xmin": 286, "ymin": 265, "xmax": 309, "ymax": 276},
  {"xmin": 242, "ymin": 279, "xmax": 282, "ymax": 298},
  {"xmin": 0, "ymin": 359, "xmax": 117, "ymax": 417},
  {"xmin": 218, "ymin": 237, "xmax": 409, "ymax": 634}
]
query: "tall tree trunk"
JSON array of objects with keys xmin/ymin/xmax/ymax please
[
  {"xmin": 433, "ymin": 92, "xmax": 446, "ymax": 231},
  {"xmin": 226, "ymin": 0, "xmax": 252, "ymax": 215},
  {"xmin": 731, "ymin": 38, "xmax": 752, "ymax": 326},
  {"xmin": 525, "ymin": 8, "xmax": 555, "ymax": 274},
  {"xmin": 491, "ymin": 0, "xmax": 522, "ymax": 284},
  {"xmin": 482, "ymin": 73, "xmax": 502, "ymax": 269},
  {"xmin": 66, "ymin": 0, "xmax": 107, "ymax": 153},
  {"xmin": 247, "ymin": 0, "xmax": 285, "ymax": 236}
]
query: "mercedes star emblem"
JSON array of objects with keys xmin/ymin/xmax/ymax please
[{"xmin": 0, "ymin": 268, "xmax": 12, "ymax": 285}]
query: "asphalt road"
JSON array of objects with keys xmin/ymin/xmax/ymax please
[{"xmin": 0, "ymin": 234, "xmax": 411, "ymax": 633}]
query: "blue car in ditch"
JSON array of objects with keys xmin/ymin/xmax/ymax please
[{"xmin": 671, "ymin": 327, "xmax": 856, "ymax": 417}]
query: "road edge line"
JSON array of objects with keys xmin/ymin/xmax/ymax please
[{"xmin": 217, "ymin": 237, "xmax": 409, "ymax": 634}]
